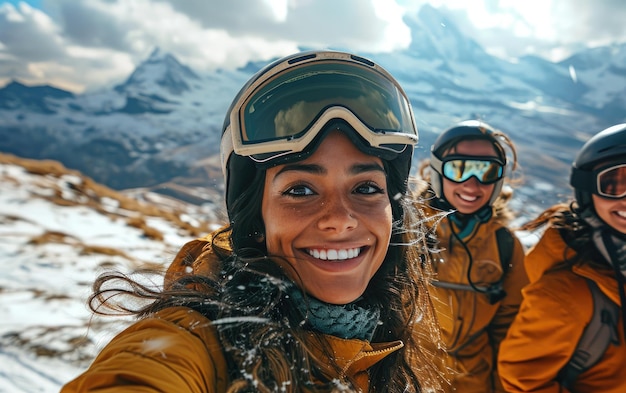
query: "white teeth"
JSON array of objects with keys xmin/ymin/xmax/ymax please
[
  {"xmin": 308, "ymin": 248, "xmax": 361, "ymax": 261},
  {"xmin": 459, "ymin": 194, "xmax": 479, "ymax": 202},
  {"xmin": 616, "ymin": 211, "xmax": 626, "ymax": 218}
]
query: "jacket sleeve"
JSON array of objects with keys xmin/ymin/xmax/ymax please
[
  {"xmin": 497, "ymin": 273, "xmax": 589, "ymax": 392},
  {"xmin": 489, "ymin": 235, "xmax": 529, "ymax": 392},
  {"xmin": 61, "ymin": 307, "xmax": 228, "ymax": 393},
  {"xmin": 164, "ymin": 227, "xmax": 231, "ymax": 290}
]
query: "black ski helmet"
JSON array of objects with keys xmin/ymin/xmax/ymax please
[
  {"xmin": 429, "ymin": 120, "xmax": 507, "ymax": 207},
  {"xmin": 220, "ymin": 50, "xmax": 418, "ymax": 221},
  {"xmin": 570, "ymin": 123, "xmax": 626, "ymax": 209}
]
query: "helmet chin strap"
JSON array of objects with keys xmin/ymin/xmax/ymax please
[{"xmin": 580, "ymin": 207, "xmax": 626, "ymax": 277}]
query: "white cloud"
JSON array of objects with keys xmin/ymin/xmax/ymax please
[
  {"xmin": 0, "ymin": 2, "xmax": 65, "ymax": 60},
  {"xmin": 409, "ymin": 0, "xmax": 626, "ymax": 61},
  {"xmin": 0, "ymin": 0, "xmax": 625, "ymax": 91}
]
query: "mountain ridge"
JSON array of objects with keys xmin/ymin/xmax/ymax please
[{"xmin": 0, "ymin": 5, "xmax": 624, "ymax": 210}]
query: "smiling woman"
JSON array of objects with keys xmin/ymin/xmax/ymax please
[
  {"xmin": 414, "ymin": 120, "xmax": 528, "ymax": 393},
  {"xmin": 262, "ymin": 131, "xmax": 393, "ymax": 305},
  {"xmin": 499, "ymin": 123, "xmax": 626, "ymax": 392},
  {"xmin": 60, "ymin": 50, "xmax": 447, "ymax": 393}
]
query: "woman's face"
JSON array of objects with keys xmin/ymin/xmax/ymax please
[
  {"xmin": 593, "ymin": 194, "xmax": 626, "ymax": 234},
  {"xmin": 262, "ymin": 131, "xmax": 393, "ymax": 304},
  {"xmin": 442, "ymin": 139, "xmax": 498, "ymax": 214}
]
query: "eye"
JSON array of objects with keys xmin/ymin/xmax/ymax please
[
  {"xmin": 355, "ymin": 182, "xmax": 384, "ymax": 195},
  {"xmin": 284, "ymin": 184, "xmax": 315, "ymax": 197}
]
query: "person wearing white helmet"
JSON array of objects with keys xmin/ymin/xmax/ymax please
[
  {"xmin": 61, "ymin": 50, "xmax": 446, "ymax": 392},
  {"xmin": 414, "ymin": 120, "xmax": 528, "ymax": 392},
  {"xmin": 499, "ymin": 123, "xmax": 626, "ymax": 392}
]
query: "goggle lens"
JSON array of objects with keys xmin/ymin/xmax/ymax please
[
  {"xmin": 231, "ymin": 58, "xmax": 417, "ymax": 163},
  {"xmin": 442, "ymin": 157, "xmax": 504, "ymax": 184},
  {"xmin": 597, "ymin": 164, "xmax": 626, "ymax": 198},
  {"xmin": 241, "ymin": 62, "xmax": 413, "ymax": 142}
]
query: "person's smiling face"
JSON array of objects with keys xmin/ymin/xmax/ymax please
[
  {"xmin": 593, "ymin": 194, "xmax": 626, "ymax": 234},
  {"xmin": 261, "ymin": 131, "xmax": 392, "ymax": 304},
  {"xmin": 442, "ymin": 139, "xmax": 498, "ymax": 214}
]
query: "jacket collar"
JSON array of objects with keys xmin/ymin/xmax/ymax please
[{"xmin": 305, "ymin": 332, "xmax": 403, "ymax": 390}]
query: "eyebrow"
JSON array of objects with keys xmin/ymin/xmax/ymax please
[{"xmin": 273, "ymin": 162, "xmax": 386, "ymax": 180}]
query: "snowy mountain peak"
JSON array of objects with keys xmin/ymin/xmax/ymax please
[
  {"xmin": 147, "ymin": 47, "xmax": 167, "ymax": 61},
  {"xmin": 404, "ymin": 4, "xmax": 488, "ymax": 63},
  {"xmin": 114, "ymin": 47, "xmax": 200, "ymax": 96},
  {"xmin": 0, "ymin": 9, "xmax": 624, "ymax": 210}
]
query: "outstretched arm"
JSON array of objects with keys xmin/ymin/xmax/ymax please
[{"xmin": 61, "ymin": 307, "xmax": 227, "ymax": 393}]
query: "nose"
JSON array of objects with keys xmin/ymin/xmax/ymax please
[
  {"xmin": 317, "ymin": 196, "xmax": 358, "ymax": 233},
  {"xmin": 462, "ymin": 176, "xmax": 482, "ymax": 188}
]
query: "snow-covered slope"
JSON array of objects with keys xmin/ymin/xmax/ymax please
[{"xmin": 0, "ymin": 153, "xmax": 224, "ymax": 392}]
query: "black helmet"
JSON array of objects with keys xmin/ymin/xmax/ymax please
[
  {"xmin": 429, "ymin": 120, "xmax": 507, "ymax": 207},
  {"xmin": 570, "ymin": 123, "xmax": 626, "ymax": 209},
  {"xmin": 220, "ymin": 50, "xmax": 419, "ymax": 220}
]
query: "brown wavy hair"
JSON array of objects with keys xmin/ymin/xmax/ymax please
[{"xmin": 518, "ymin": 201, "xmax": 601, "ymax": 268}]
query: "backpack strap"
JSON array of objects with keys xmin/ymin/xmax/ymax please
[
  {"xmin": 495, "ymin": 227, "xmax": 513, "ymax": 275},
  {"xmin": 484, "ymin": 227, "xmax": 514, "ymax": 303},
  {"xmin": 557, "ymin": 279, "xmax": 619, "ymax": 389}
]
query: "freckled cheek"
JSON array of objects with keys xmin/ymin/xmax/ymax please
[
  {"xmin": 355, "ymin": 200, "xmax": 393, "ymax": 218},
  {"xmin": 263, "ymin": 208, "xmax": 302, "ymax": 254},
  {"xmin": 359, "ymin": 202, "xmax": 390, "ymax": 214},
  {"xmin": 361, "ymin": 203, "xmax": 393, "ymax": 239},
  {"xmin": 263, "ymin": 223, "xmax": 286, "ymax": 256}
]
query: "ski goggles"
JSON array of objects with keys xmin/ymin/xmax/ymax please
[
  {"xmin": 572, "ymin": 163, "xmax": 626, "ymax": 199},
  {"xmin": 434, "ymin": 155, "xmax": 505, "ymax": 184},
  {"xmin": 221, "ymin": 52, "xmax": 418, "ymax": 169}
]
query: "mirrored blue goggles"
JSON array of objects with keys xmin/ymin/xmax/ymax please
[
  {"xmin": 441, "ymin": 155, "xmax": 505, "ymax": 184},
  {"xmin": 225, "ymin": 56, "xmax": 418, "ymax": 165}
]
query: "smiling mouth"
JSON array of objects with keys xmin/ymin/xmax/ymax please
[
  {"xmin": 307, "ymin": 247, "xmax": 362, "ymax": 261},
  {"xmin": 458, "ymin": 193, "xmax": 480, "ymax": 202}
]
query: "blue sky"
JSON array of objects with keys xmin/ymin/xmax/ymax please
[
  {"xmin": 5, "ymin": 0, "xmax": 40, "ymax": 7},
  {"xmin": 1, "ymin": 0, "xmax": 625, "ymax": 92}
]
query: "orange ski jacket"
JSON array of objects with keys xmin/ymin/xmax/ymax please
[{"xmin": 498, "ymin": 227, "xmax": 626, "ymax": 392}]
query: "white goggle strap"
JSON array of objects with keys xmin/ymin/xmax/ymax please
[
  {"xmin": 232, "ymin": 106, "xmax": 415, "ymax": 162},
  {"xmin": 220, "ymin": 126, "xmax": 235, "ymax": 178}
]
